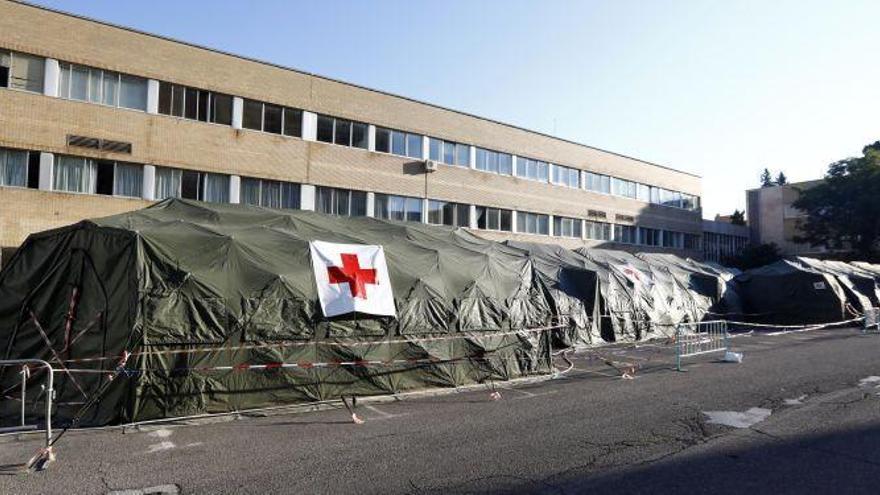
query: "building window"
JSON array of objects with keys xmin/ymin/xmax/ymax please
[
  {"xmin": 474, "ymin": 148, "xmax": 513, "ymax": 175},
  {"xmin": 1, "ymin": 51, "xmax": 44, "ymax": 93},
  {"xmin": 611, "ymin": 177, "xmax": 637, "ymax": 199},
  {"xmin": 59, "ymin": 65, "xmax": 146, "ymax": 110},
  {"xmin": 638, "ymin": 227, "xmax": 660, "ymax": 247},
  {"xmin": 375, "ymin": 128, "xmax": 423, "ymax": 159},
  {"xmin": 0, "ymin": 148, "xmax": 29, "ymax": 188},
  {"xmin": 316, "ymin": 115, "xmax": 368, "ymax": 149},
  {"xmin": 241, "ymin": 177, "xmax": 300, "ymax": 209},
  {"xmin": 554, "ymin": 216, "xmax": 582, "ymax": 238},
  {"xmin": 684, "ymin": 233, "xmax": 701, "ymax": 250},
  {"xmin": 316, "ymin": 186, "xmax": 367, "ymax": 217},
  {"xmin": 173, "ymin": 170, "xmax": 229, "ymax": 203},
  {"xmin": 0, "ymin": 51, "xmax": 8, "ymax": 89},
  {"xmin": 118, "ymin": 75, "xmax": 148, "ymax": 111},
  {"xmin": 636, "ymin": 183, "xmax": 651, "ymax": 203},
  {"xmin": 517, "ymin": 211, "xmax": 550, "ymax": 235},
  {"xmin": 53, "ymin": 156, "xmax": 96, "ymax": 194},
  {"xmin": 240, "ymin": 99, "xmax": 303, "ymax": 136},
  {"xmin": 428, "ymin": 200, "xmax": 469, "ymax": 227},
  {"xmin": 585, "ymin": 221, "xmax": 611, "ymax": 241},
  {"xmin": 158, "ymin": 82, "xmax": 234, "ymax": 125},
  {"xmin": 550, "ymin": 164, "xmax": 580, "ymax": 188},
  {"xmin": 515, "ymin": 157, "xmax": 549, "ymax": 182},
  {"xmin": 663, "ymin": 231, "xmax": 684, "ymax": 249},
  {"xmin": 154, "ymin": 167, "xmax": 181, "ymax": 200},
  {"xmin": 584, "ymin": 172, "xmax": 611, "ymax": 194},
  {"xmin": 375, "ymin": 193, "xmax": 423, "ymax": 222},
  {"xmin": 614, "ymin": 225, "xmax": 636, "ymax": 244},
  {"xmin": 92, "ymin": 161, "xmax": 143, "ymax": 198},
  {"xmin": 429, "ymin": 138, "xmax": 469, "ymax": 167},
  {"xmin": 476, "ymin": 206, "xmax": 512, "ymax": 232}
]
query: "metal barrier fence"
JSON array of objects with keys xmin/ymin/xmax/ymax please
[
  {"xmin": 865, "ymin": 308, "xmax": 880, "ymax": 333},
  {"xmin": 0, "ymin": 359, "xmax": 54, "ymax": 450},
  {"xmin": 675, "ymin": 321, "xmax": 729, "ymax": 371}
]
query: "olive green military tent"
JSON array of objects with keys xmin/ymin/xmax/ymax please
[
  {"xmin": 734, "ymin": 259, "xmax": 850, "ymax": 325},
  {"xmin": 1, "ymin": 199, "xmax": 561, "ymax": 425}
]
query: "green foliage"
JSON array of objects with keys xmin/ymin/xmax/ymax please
[
  {"xmin": 760, "ymin": 168, "xmax": 774, "ymax": 187},
  {"xmin": 724, "ymin": 243, "xmax": 781, "ymax": 270},
  {"xmin": 793, "ymin": 141, "xmax": 880, "ymax": 257},
  {"xmin": 730, "ymin": 209, "xmax": 746, "ymax": 226},
  {"xmin": 776, "ymin": 172, "xmax": 787, "ymax": 185}
]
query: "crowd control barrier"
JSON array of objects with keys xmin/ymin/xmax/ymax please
[
  {"xmin": 675, "ymin": 321, "xmax": 729, "ymax": 371},
  {"xmin": 865, "ymin": 308, "xmax": 880, "ymax": 334}
]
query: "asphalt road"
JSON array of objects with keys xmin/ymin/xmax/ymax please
[{"xmin": 1, "ymin": 326, "xmax": 879, "ymax": 494}]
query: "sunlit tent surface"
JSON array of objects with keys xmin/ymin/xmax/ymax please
[
  {"xmin": 0, "ymin": 199, "xmax": 556, "ymax": 425},
  {"xmin": 2, "ymin": 199, "xmax": 875, "ymax": 426}
]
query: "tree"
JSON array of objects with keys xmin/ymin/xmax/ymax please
[
  {"xmin": 793, "ymin": 141, "xmax": 880, "ymax": 258},
  {"xmin": 776, "ymin": 172, "xmax": 787, "ymax": 186},
  {"xmin": 730, "ymin": 209, "xmax": 746, "ymax": 226},
  {"xmin": 724, "ymin": 243, "xmax": 781, "ymax": 270},
  {"xmin": 760, "ymin": 168, "xmax": 774, "ymax": 187}
]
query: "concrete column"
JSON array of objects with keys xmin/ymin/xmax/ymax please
[
  {"xmin": 422, "ymin": 136, "xmax": 430, "ymax": 160},
  {"xmin": 610, "ymin": 223, "xmax": 617, "ymax": 242},
  {"xmin": 302, "ymin": 111, "xmax": 318, "ymax": 141},
  {"xmin": 366, "ymin": 192, "xmax": 376, "ymax": 217},
  {"xmin": 301, "ymin": 184, "xmax": 316, "ymax": 211},
  {"xmin": 43, "ymin": 58, "xmax": 59, "ymax": 97},
  {"xmin": 468, "ymin": 146, "xmax": 476, "ymax": 169},
  {"xmin": 548, "ymin": 215, "xmax": 555, "ymax": 237},
  {"xmin": 367, "ymin": 125, "xmax": 377, "ymax": 152},
  {"xmin": 229, "ymin": 175, "xmax": 241, "ymax": 204},
  {"xmin": 146, "ymin": 79, "xmax": 160, "ymax": 115},
  {"xmin": 511, "ymin": 154, "xmax": 519, "ymax": 176},
  {"xmin": 142, "ymin": 165, "xmax": 156, "ymax": 201},
  {"xmin": 580, "ymin": 219, "xmax": 587, "ymax": 240},
  {"xmin": 469, "ymin": 204, "xmax": 478, "ymax": 229},
  {"xmin": 38, "ymin": 152, "xmax": 54, "ymax": 191},
  {"xmin": 232, "ymin": 97, "xmax": 244, "ymax": 130},
  {"xmin": 421, "ymin": 198, "xmax": 429, "ymax": 223},
  {"xmin": 511, "ymin": 211, "xmax": 518, "ymax": 234}
]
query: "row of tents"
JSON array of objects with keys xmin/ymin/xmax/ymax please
[{"xmin": 0, "ymin": 199, "xmax": 877, "ymax": 425}]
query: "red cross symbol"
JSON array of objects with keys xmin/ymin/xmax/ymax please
[{"xmin": 327, "ymin": 253, "xmax": 378, "ymax": 299}]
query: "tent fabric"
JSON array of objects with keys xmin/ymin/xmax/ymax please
[
  {"xmin": 2, "ymin": 198, "xmax": 875, "ymax": 426},
  {"xmin": 0, "ymin": 199, "xmax": 556, "ymax": 425},
  {"xmin": 733, "ymin": 259, "xmax": 850, "ymax": 325}
]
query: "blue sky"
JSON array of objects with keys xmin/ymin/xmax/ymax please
[{"xmin": 32, "ymin": 0, "xmax": 880, "ymax": 218}]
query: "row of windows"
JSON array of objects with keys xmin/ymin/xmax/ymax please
[
  {"xmin": 1, "ymin": 48, "xmax": 702, "ymax": 212},
  {"xmin": 2, "ymin": 146, "xmax": 704, "ymax": 248},
  {"xmin": 585, "ymin": 172, "xmax": 699, "ymax": 210}
]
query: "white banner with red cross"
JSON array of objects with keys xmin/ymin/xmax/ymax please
[{"xmin": 309, "ymin": 240, "xmax": 397, "ymax": 318}]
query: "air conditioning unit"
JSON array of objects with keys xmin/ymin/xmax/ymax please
[{"xmin": 424, "ymin": 159, "xmax": 438, "ymax": 173}]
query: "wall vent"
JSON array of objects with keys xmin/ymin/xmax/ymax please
[{"xmin": 67, "ymin": 135, "xmax": 132, "ymax": 154}]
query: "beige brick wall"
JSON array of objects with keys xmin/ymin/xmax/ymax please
[
  {"xmin": 0, "ymin": 0, "xmax": 703, "ymax": 250},
  {"xmin": 0, "ymin": 187, "xmax": 150, "ymax": 247},
  {"xmin": 0, "ymin": 0, "xmax": 700, "ymax": 194}
]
